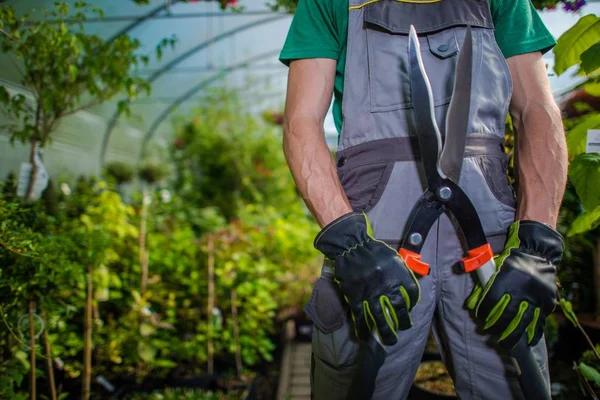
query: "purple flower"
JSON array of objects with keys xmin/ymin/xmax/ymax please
[{"xmin": 562, "ymin": 0, "xmax": 586, "ymax": 12}]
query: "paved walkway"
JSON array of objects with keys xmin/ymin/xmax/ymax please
[{"xmin": 277, "ymin": 339, "xmax": 312, "ymax": 400}]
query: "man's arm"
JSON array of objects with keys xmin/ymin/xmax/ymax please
[
  {"xmin": 283, "ymin": 58, "xmax": 352, "ymax": 227},
  {"xmin": 507, "ymin": 52, "xmax": 568, "ymax": 228}
]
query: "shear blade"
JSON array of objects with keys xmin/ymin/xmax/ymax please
[
  {"xmin": 408, "ymin": 25, "xmax": 445, "ymax": 187},
  {"xmin": 438, "ymin": 26, "xmax": 474, "ymax": 183}
]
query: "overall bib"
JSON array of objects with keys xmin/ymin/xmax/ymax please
[{"xmin": 303, "ymin": 1, "xmax": 551, "ymax": 399}]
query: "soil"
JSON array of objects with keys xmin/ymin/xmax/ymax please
[
  {"xmin": 425, "ymin": 331, "xmax": 439, "ymax": 354},
  {"xmin": 413, "ymin": 361, "xmax": 456, "ymax": 396}
]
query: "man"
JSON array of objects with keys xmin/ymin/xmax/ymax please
[{"xmin": 280, "ymin": 0, "xmax": 568, "ymax": 399}]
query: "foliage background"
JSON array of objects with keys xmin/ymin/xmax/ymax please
[{"xmin": 0, "ymin": 0, "xmax": 600, "ymax": 398}]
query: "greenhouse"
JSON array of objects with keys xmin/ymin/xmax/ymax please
[{"xmin": 1, "ymin": 0, "xmax": 600, "ymax": 399}]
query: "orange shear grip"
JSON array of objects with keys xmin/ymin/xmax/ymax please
[
  {"xmin": 399, "ymin": 248, "xmax": 430, "ymax": 276},
  {"xmin": 461, "ymin": 244, "xmax": 493, "ymax": 272}
]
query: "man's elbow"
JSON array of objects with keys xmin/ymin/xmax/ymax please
[{"xmin": 283, "ymin": 112, "xmax": 321, "ymax": 140}]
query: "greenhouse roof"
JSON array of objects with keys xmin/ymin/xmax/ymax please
[{"xmin": 0, "ymin": 0, "xmax": 598, "ymax": 180}]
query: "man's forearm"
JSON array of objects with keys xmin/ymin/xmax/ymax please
[
  {"xmin": 283, "ymin": 116, "xmax": 352, "ymax": 227},
  {"xmin": 512, "ymin": 102, "xmax": 568, "ymax": 228}
]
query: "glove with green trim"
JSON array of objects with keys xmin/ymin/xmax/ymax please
[
  {"xmin": 314, "ymin": 212, "xmax": 421, "ymax": 346},
  {"xmin": 467, "ymin": 220, "xmax": 564, "ymax": 349}
]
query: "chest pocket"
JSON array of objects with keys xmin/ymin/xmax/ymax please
[{"xmin": 364, "ymin": 5, "xmax": 484, "ymax": 113}]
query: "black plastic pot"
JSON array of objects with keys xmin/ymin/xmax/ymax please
[
  {"xmin": 421, "ymin": 351, "xmax": 442, "ymax": 362},
  {"xmin": 294, "ymin": 316, "xmax": 313, "ymax": 342},
  {"xmin": 410, "ymin": 384, "xmax": 458, "ymax": 400}
]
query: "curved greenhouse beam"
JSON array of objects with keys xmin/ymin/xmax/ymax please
[
  {"xmin": 98, "ymin": 14, "xmax": 289, "ymax": 166},
  {"xmin": 138, "ymin": 49, "xmax": 281, "ymax": 161},
  {"xmin": 108, "ymin": 1, "xmax": 183, "ymax": 43},
  {"xmin": 131, "ymin": 70, "xmax": 288, "ymax": 104}
]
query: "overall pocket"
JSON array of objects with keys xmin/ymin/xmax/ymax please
[
  {"xmin": 304, "ymin": 266, "xmax": 360, "ymax": 368},
  {"xmin": 338, "ymin": 160, "xmax": 394, "ymax": 213},
  {"xmin": 475, "ymin": 155, "xmax": 515, "ymax": 210},
  {"xmin": 304, "ymin": 273, "xmax": 347, "ymax": 335},
  {"xmin": 460, "ymin": 154, "xmax": 516, "ymax": 253},
  {"xmin": 365, "ymin": 25, "xmax": 483, "ymax": 113}
]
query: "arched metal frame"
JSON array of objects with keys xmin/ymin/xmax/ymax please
[
  {"xmin": 138, "ymin": 48, "xmax": 282, "ymax": 160},
  {"xmin": 132, "ymin": 69, "xmax": 288, "ymax": 104},
  {"xmin": 98, "ymin": 13, "xmax": 290, "ymax": 166},
  {"xmin": 108, "ymin": 0, "xmax": 183, "ymax": 42}
]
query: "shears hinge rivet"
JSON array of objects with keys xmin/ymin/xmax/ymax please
[
  {"xmin": 438, "ymin": 186, "xmax": 452, "ymax": 200},
  {"xmin": 409, "ymin": 233, "xmax": 423, "ymax": 246}
]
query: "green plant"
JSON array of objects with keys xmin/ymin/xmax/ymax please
[
  {"xmin": 550, "ymin": 12, "xmax": 600, "ymax": 397},
  {"xmin": 0, "ymin": 181, "xmax": 91, "ymax": 398},
  {"xmin": 170, "ymin": 88, "xmax": 300, "ymax": 225},
  {"xmin": 138, "ymin": 162, "xmax": 169, "ymax": 186},
  {"xmin": 104, "ymin": 161, "xmax": 136, "ymax": 186},
  {"xmin": 553, "ymin": 15, "xmax": 600, "ymax": 239},
  {"xmin": 0, "ymin": 2, "xmax": 175, "ymax": 201},
  {"xmin": 558, "ymin": 297, "xmax": 600, "ymax": 394},
  {"xmin": 123, "ymin": 388, "xmax": 246, "ymax": 400},
  {"xmin": 167, "ymin": 90, "xmax": 320, "ymax": 372},
  {"xmin": 0, "ymin": 69, "xmax": 321, "ymax": 399},
  {"xmin": 209, "ymin": 204, "xmax": 319, "ymax": 369}
]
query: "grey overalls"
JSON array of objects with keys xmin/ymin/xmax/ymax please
[{"xmin": 303, "ymin": 0, "xmax": 550, "ymax": 398}]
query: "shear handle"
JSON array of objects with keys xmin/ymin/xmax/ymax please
[
  {"xmin": 398, "ymin": 191, "xmax": 445, "ymax": 276},
  {"xmin": 441, "ymin": 179, "xmax": 494, "ymax": 272}
]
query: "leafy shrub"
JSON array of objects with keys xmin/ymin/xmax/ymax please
[{"xmin": 123, "ymin": 388, "xmax": 245, "ymax": 400}]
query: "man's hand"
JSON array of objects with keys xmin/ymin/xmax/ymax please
[
  {"xmin": 283, "ymin": 58, "xmax": 353, "ymax": 228},
  {"xmin": 467, "ymin": 220, "xmax": 564, "ymax": 349},
  {"xmin": 507, "ymin": 51, "xmax": 568, "ymax": 228},
  {"xmin": 314, "ymin": 212, "xmax": 421, "ymax": 345}
]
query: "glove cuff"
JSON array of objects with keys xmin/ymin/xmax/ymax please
[
  {"xmin": 513, "ymin": 220, "xmax": 565, "ymax": 265},
  {"xmin": 314, "ymin": 212, "xmax": 370, "ymax": 259}
]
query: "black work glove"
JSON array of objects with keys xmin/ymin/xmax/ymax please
[
  {"xmin": 467, "ymin": 220, "xmax": 564, "ymax": 349},
  {"xmin": 314, "ymin": 212, "xmax": 421, "ymax": 346}
]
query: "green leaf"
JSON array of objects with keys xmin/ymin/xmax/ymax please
[
  {"xmin": 568, "ymin": 206, "xmax": 600, "ymax": 237},
  {"xmin": 579, "ymin": 362, "xmax": 600, "ymax": 388},
  {"xmin": 581, "ymin": 42, "xmax": 600, "ymax": 75},
  {"xmin": 92, "ymin": 6, "xmax": 104, "ymax": 19},
  {"xmin": 68, "ymin": 65, "xmax": 78, "ymax": 82},
  {"xmin": 14, "ymin": 350, "xmax": 30, "ymax": 370},
  {"xmin": 554, "ymin": 14, "xmax": 600, "ymax": 76},
  {"xmin": 117, "ymin": 100, "xmax": 129, "ymax": 116},
  {"xmin": 569, "ymin": 153, "xmax": 600, "ymax": 211},
  {"xmin": 127, "ymin": 83, "xmax": 136, "ymax": 99},
  {"xmin": 153, "ymin": 359, "xmax": 177, "ymax": 368},
  {"xmin": 137, "ymin": 341, "xmax": 156, "ymax": 363},
  {"xmin": 560, "ymin": 298, "xmax": 579, "ymax": 327},
  {"xmin": 56, "ymin": 3, "xmax": 69, "ymax": 17},
  {"xmin": 140, "ymin": 322, "xmax": 155, "ymax": 337},
  {"xmin": 584, "ymin": 83, "xmax": 600, "ymax": 97},
  {"xmin": 567, "ymin": 113, "xmax": 600, "ymax": 157},
  {"xmin": 574, "ymin": 102, "xmax": 595, "ymax": 114},
  {"xmin": 0, "ymin": 86, "xmax": 9, "ymax": 105}
]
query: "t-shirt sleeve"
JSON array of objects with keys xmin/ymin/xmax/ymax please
[
  {"xmin": 491, "ymin": 0, "xmax": 556, "ymax": 59},
  {"xmin": 279, "ymin": 0, "xmax": 340, "ymax": 65}
]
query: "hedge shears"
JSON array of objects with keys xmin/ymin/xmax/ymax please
[{"xmin": 348, "ymin": 25, "xmax": 550, "ymax": 400}]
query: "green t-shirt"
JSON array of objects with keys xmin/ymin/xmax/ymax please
[{"xmin": 279, "ymin": 0, "xmax": 556, "ymax": 135}]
